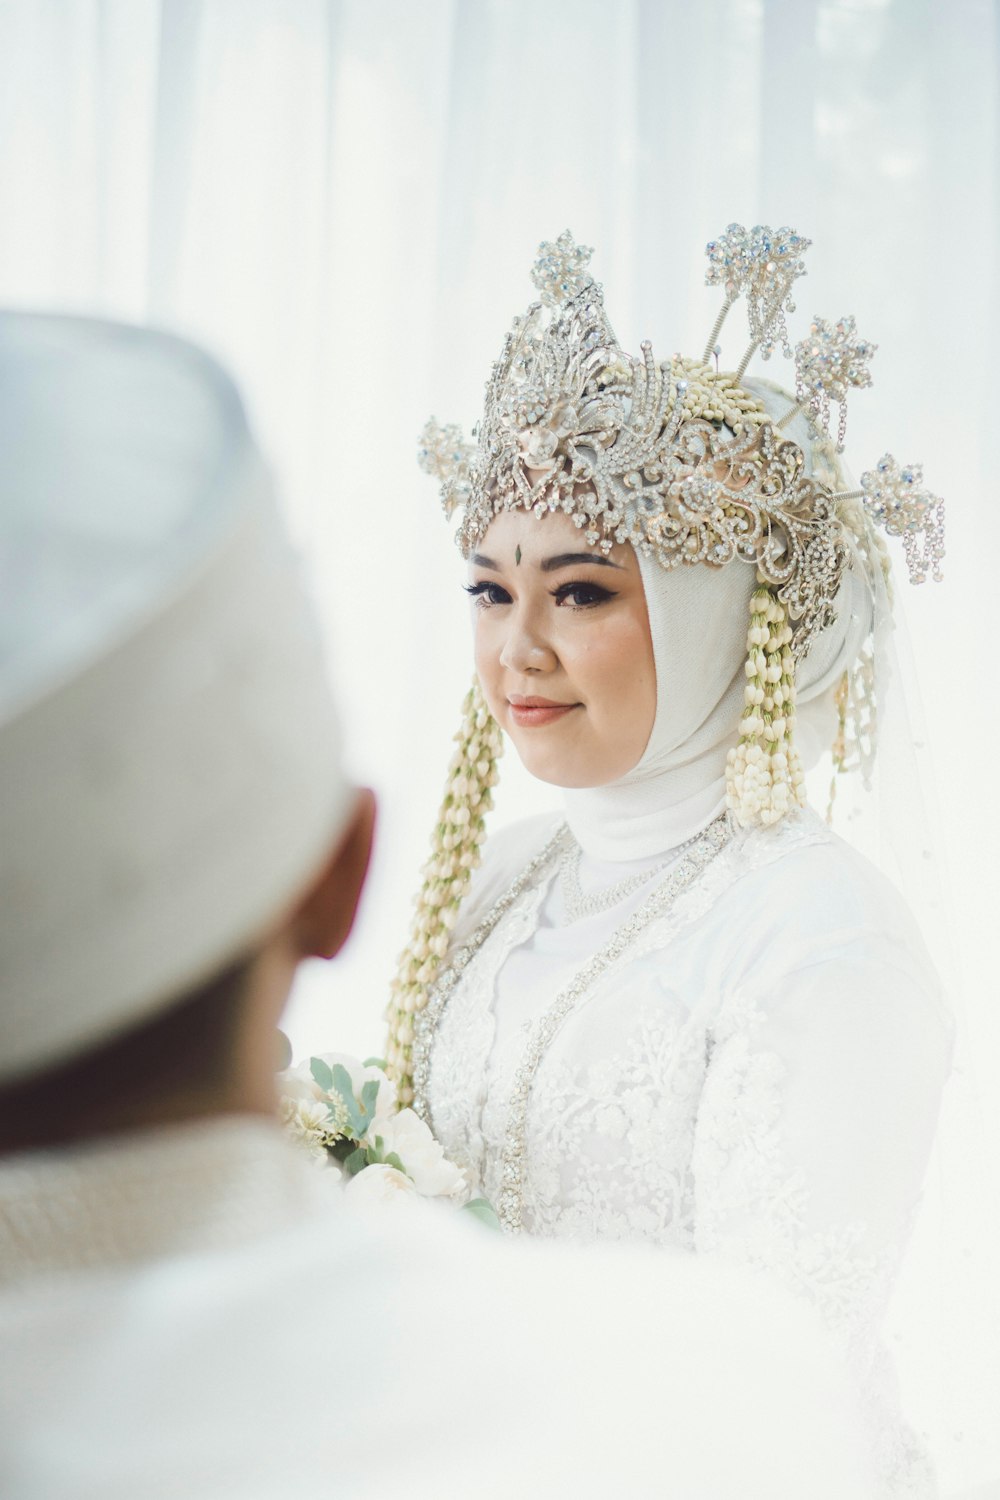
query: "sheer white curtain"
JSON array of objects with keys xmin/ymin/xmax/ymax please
[{"xmin": 1, "ymin": 1, "xmax": 997, "ymax": 1490}]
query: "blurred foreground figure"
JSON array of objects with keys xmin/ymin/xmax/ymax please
[{"xmin": 0, "ymin": 313, "xmax": 874, "ymax": 1499}]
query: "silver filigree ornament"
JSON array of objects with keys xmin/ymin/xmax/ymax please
[
  {"xmin": 856, "ymin": 455, "xmax": 945, "ymax": 585},
  {"xmin": 420, "ymin": 227, "xmax": 945, "ymax": 661}
]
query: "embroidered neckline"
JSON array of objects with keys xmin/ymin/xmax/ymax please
[
  {"xmin": 557, "ymin": 821, "xmax": 710, "ymax": 923},
  {"xmin": 414, "ymin": 813, "xmax": 734, "ymax": 1231}
]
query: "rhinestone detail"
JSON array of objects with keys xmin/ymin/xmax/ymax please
[
  {"xmin": 557, "ymin": 820, "xmax": 709, "ymax": 923},
  {"xmin": 410, "ymin": 827, "xmax": 571, "ymax": 1125}
]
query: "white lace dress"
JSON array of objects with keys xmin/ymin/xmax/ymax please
[{"xmin": 424, "ymin": 807, "xmax": 952, "ymax": 1497}]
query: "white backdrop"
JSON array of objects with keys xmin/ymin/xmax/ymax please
[{"xmin": 2, "ymin": 1, "xmax": 998, "ymax": 1488}]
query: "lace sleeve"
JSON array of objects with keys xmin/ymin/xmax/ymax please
[
  {"xmin": 691, "ymin": 938, "xmax": 952, "ymax": 1493},
  {"xmin": 692, "ymin": 944, "xmax": 950, "ymax": 1336}
]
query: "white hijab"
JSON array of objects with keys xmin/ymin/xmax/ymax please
[{"xmin": 563, "ymin": 384, "xmax": 872, "ymax": 861}]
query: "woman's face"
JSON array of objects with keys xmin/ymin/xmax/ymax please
[{"xmin": 467, "ymin": 508, "xmax": 656, "ymax": 788}]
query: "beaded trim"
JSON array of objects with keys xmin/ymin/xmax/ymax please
[
  {"xmin": 558, "ymin": 843, "xmax": 670, "ymax": 923},
  {"xmin": 556, "ymin": 819, "xmax": 711, "ymax": 923},
  {"xmin": 411, "ymin": 826, "xmax": 571, "ymax": 1123},
  {"xmin": 412, "ymin": 813, "xmax": 734, "ymax": 1232}
]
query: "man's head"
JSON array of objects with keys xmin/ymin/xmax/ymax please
[{"xmin": 0, "ymin": 312, "xmax": 369, "ymax": 1149}]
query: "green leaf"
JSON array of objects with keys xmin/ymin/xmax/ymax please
[
  {"xmin": 462, "ymin": 1198, "xmax": 501, "ymax": 1231},
  {"xmin": 310, "ymin": 1057, "xmax": 334, "ymax": 1092},
  {"xmin": 384, "ymin": 1152, "xmax": 408, "ymax": 1175},
  {"xmin": 343, "ymin": 1146, "xmax": 369, "ymax": 1178},
  {"xmin": 329, "ymin": 1064, "xmax": 366, "ymax": 1136},
  {"xmin": 362, "ymin": 1056, "xmax": 388, "ymax": 1072},
  {"xmin": 360, "ymin": 1078, "xmax": 381, "ymax": 1121},
  {"xmin": 361, "ymin": 1134, "xmax": 384, "ymax": 1164}
]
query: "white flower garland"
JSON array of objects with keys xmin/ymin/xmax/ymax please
[
  {"xmin": 726, "ymin": 582, "xmax": 806, "ymax": 827},
  {"xmin": 385, "ymin": 678, "xmax": 503, "ymax": 1103}
]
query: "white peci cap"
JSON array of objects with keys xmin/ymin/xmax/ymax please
[{"xmin": 0, "ymin": 312, "xmax": 354, "ymax": 1081}]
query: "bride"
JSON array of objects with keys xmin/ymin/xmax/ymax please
[{"xmin": 387, "ymin": 227, "xmax": 951, "ymax": 1495}]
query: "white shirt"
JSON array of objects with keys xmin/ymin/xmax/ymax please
[{"xmin": 0, "ymin": 1114, "xmax": 875, "ymax": 1499}]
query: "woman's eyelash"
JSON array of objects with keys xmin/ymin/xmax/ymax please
[
  {"xmin": 463, "ymin": 579, "xmax": 617, "ymax": 609},
  {"xmin": 551, "ymin": 582, "xmax": 617, "ymax": 608},
  {"xmin": 463, "ymin": 580, "xmax": 511, "ymax": 607}
]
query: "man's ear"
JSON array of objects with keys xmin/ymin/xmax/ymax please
[{"xmin": 292, "ymin": 788, "xmax": 376, "ymax": 960}]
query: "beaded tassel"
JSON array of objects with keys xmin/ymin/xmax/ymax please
[
  {"xmin": 385, "ymin": 678, "xmax": 502, "ymax": 1103},
  {"xmin": 826, "ymin": 646, "xmax": 878, "ymax": 822},
  {"xmin": 726, "ymin": 583, "xmax": 806, "ymax": 826},
  {"xmin": 826, "ymin": 669, "xmax": 851, "ymax": 823}
]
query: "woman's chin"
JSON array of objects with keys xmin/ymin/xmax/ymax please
[
  {"xmin": 509, "ymin": 742, "xmax": 626, "ymax": 791},
  {"xmin": 495, "ymin": 706, "xmax": 642, "ymax": 789}
]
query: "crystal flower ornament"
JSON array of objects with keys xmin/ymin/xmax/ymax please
[
  {"xmin": 418, "ymin": 418, "xmax": 477, "ymax": 519},
  {"xmin": 530, "ymin": 230, "xmax": 596, "ymax": 307},
  {"xmin": 779, "ymin": 315, "xmax": 877, "ymax": 451},
  {"xmin": 856, "ymin": 455, "xmax": 945, "ymax": 584},
  {"xmin": 703, "ymin": 223, "xmax": 812, "ymax": 376}
]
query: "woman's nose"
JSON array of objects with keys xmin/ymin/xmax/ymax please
[{"xmin": 498, "ymin": 610, "xmax": 557, "ymax": 674}]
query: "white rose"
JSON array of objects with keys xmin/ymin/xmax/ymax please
[
  {"xmin": 375, "ymin": 1109, "xmax": 467, "ymax": 1200},
  {"xmin": 345, "ymin": 1163, "xmax": 417, "ymax": 1205}
]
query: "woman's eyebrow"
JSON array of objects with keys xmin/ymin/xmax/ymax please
[
  {"xmin": 540, "ymin": 552, "xmax": 624, "ymax": 572},
  {"xmin": 469, "ymin": 550, "xmax": 624, "ymax": 572}
]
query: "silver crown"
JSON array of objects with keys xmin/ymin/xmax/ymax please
[{"xmin": 419, "ymin": 225, "xmax": 944, "ymax": 659}]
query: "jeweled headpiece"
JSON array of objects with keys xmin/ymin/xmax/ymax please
[
  {"xmin": 420, "ymin": 226, "xmax": 943, "ymax": 657},
  {"xmin": 387, "ymin": 225, "xmax": 945, "ymax": 1100}
]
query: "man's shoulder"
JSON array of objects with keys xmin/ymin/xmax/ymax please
[{"xmin": 0, "ymin": 1189, "xmax": 874, "ymax": 1498}]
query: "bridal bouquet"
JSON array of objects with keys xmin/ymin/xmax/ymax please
[{"xmin": 279, "ymin": 1051, "xmax": 496, "ymax": 1223}]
